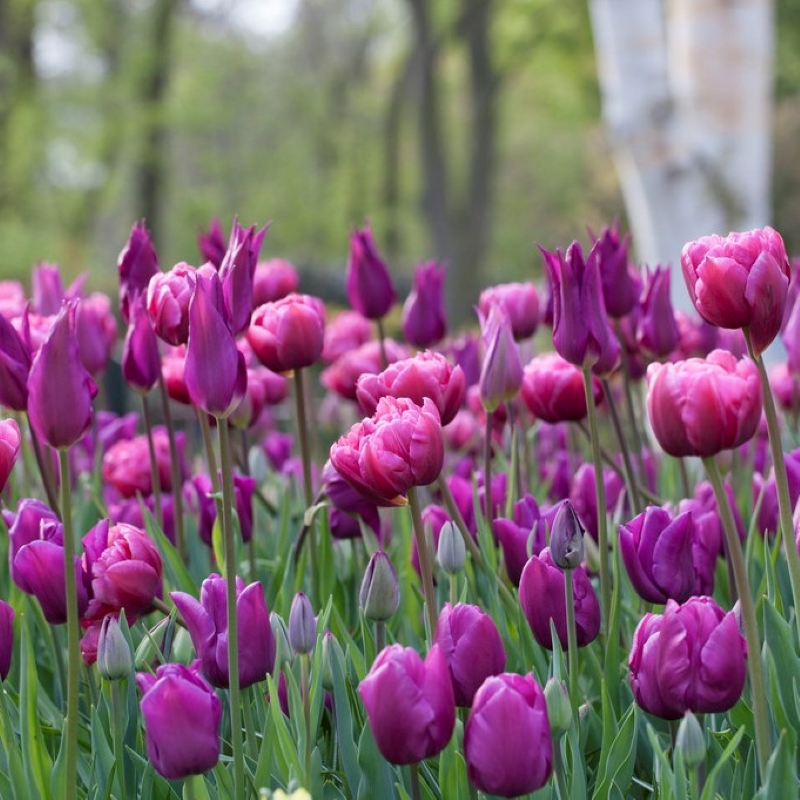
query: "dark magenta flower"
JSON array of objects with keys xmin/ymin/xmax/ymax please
[
  {"xmin": 0, "ymin": 418, "xmax": 21, "ymax": 494},
  {"xmin": 434, "ymin": 602, "xmax": 506, "ymax": 707},
  {"xmin": 187, "ymin": 472, "xmax": 257, "ymax": 546},
  {"xmin": 219, "ymin": 220, "xmax": 267, "ymax": 335},
  {"xmin": 198, "ymin": 218, "xmax": 227, "ymax": 267},
  {"xmin": 171, "ymin": 574, "xmax": 275, "ymax": 689},
  {"xmin": 161, "ymin": 345, "xmax": 191, "ymax": 405},
  {"xmin": 118, "ymin": 221, "xmax": 159, "ymax": 325},
  {"xmin": 478, "ymin": 304, "xmax": 523, "ymax": 413},
  {"xmin": 4, "ymin": 498, "xmax": 60, "ymax": 588},
  {"xmin": 0, "ymin": 599, "xmax": 13, "ymax": 680},
  {"xmin": 478, "ymin": 282, "xmax": 540, "ymax": 341},
  {"xmin": 321, "ymin": 339, "xmax": 408, "ymax": 401},
  {"xmin": 493, "ymin": 494, "xmax": 548, "ymax": 586},
  {"xmin": 754, "ymin": 449, "xmax": 800, "ymax": 536},
  {"xmin": 74, "ymin": 293, "xmax": 117, "ymax": 375},
  {"xmin": 358, "ymin": 644, "xmax": 455, "ymax": 765},
  {"xmin": 0, "ymin": 310, "xmax": 32, "ymax": 411},
  {"xmin": 637, "ymin": 265, "xmax": 679, "ymax": 358},
  {"xmin": 253, "ymin": 259, "xmax": 299, "ymax": 305},
  {"xmin": 589, "ymin": 223, "xmax": 639, "ymax": 319},
  {"xmin": 402, "ymin": 261, "xmax": 447, "ymax": 347},
  {"xmin": 569, "ymin": 462, "xmax": 626, "ymax": 542},
  {"xmin": 464, "ymin": 673, "xmax": 552, "ymax": 797},
  {"xmin": 521, "ymin": 353, "xmax": 602, "ymax": 423},
  {"xmin": 146, "ymin": 263, "xmax": 197, "ymax": 346},
  {"xmin": 346, "ymin": 224, "xmax": 396, "ymax": 319},
  {"xmin": 629, "ymin": 596, "xmax": 746, "ymax": 719},
  {"xmin": 136, "ymin": 662, "xmax": 222, "ymax": 780},
  {"xmin": 122, "ymin": 295, "xmax": 161, "ymax": 394},
  {"xmin": 102, "ymin": 427, "xmax": 177, "ymax": 498}
]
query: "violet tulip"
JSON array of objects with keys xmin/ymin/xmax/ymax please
[
  {"xmin": 161, "ymin": 345, "xmax": 191, "ymax": 404},
  {"xmin": 434, "ymin": 602, "xmax": 506, "ymax": 707},
  {"xmin": 102, "ymin": 428, "xmax": 176, "ymax": 498},
  {"xmin": 0, "ymin": 418, "xmax": 21, "ymax": 494},
  {"xmin": 288, "ymin": 591, "xmax": 316, "ymax": 655},
  {"xmin": 253, "ymin": 259, "xmax": 300, "ymax": 305},
  {"xmin": 590, "ymin": 222, "xmax": 639, "ymax": 318},
  {"xmin": 478, "ymin": 304, "xmax": 523, "ymax": 413},
  {"xmin": 122, "ymin": 295, "xmax": 161, "ymax": 393},
  {"xmin": 520, "ymin": 353, "xmax": 602, "ymax": 423},
  {"xmin": 118, "ymin": 221, "xmax": 159, "ymax": 325},
  {"xmin": 519, "ymin": 547, "xmax": 600, "ymax": 650},
  {"xmin": 464, "ymin": 673, "xmax": 552, "ymax": 797},
  {"xmin": 27, "ymin": 302, "xmax": 97, "ymax": 450},
  {"xmin": 478, "ymin": 281, "xmax": 540, "ymax": 341},
  {"xmin": 356, "ymin": 350, "xmax": 465, "ymax": 425},
  {"xmin": 4, "ymin": 498, "xmax": 61, "ymax": 587},
  {"xmin": 637, "ymin": 265, "xmax": 679, "ymax": 358},
  {"xmin": 493, "ymin": 494, "xmax": 549, "ymax": 586},
  {"xmin": 184, "ymin": 271, "xmax": 247, "ymax": 418},
  {"xmin": 0, "ymin": 311, "xmax": 31, "ymax": 411},
  {"xmin": 137, "ymin": 663, "xmax": 222, "ymax": 780},
  {"xmin": 681, "ymin": 226, "xmax": 791, "ymax": 355},
  {"xmin": 646, "ymin": 350, "xmax": 762, "ymax": 458},
  {"xmin": 171, "ymin": 574, "xmax": 275, "ymax": 689},
  {"xmin": 321, "ymin": 339, "xmax": 408, "ymax": 401},
  {"xmin": 346, "ymin": 224, "xmax": 396, "ymax": 320},
  {"xmin": 74, "ymin": 293, "xmax": 117, "ymax": 375},
  {"xmin": 358, "ymin": 644, "xmax": 455, "ymax": 765},
  {"xmin": 198, "ymin": 218, "xmax": 227, "ymax": 267},
  {"xmin": 569, "ymin": 462, "xmax": 626, "ymax": 542},
  {"xmin": 629, "ymin": 596, "xmax": 746, "ymax": 719},
  {"xmin": 146, "ymin": 263, "xmax": 197, "ymax": 346},
  {"xmin": 31, "ymin": 262, "xmax": 66, "ymax": 316},
  {"xmin": 0, "ymin": 599, "xmax": 13, "ymax": 681},
  {"xmin": 219, "ymin": 220, "xmax": 267, "ymax": 335},
  {"xmin": 402, "ymin": 261, "xmax": 447, "ymax": 347},
  {"xmin": 322, "ymin": 310, "xmax": 373, "ymax": 365}
]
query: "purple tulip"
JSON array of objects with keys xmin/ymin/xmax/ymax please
[
  {"xmin": 493, "ymin": 495, "xmax": 548, "ymax": 586},
  {"xmin": 198, "ymin": 218, "xmax": 227, "ymax": 267},
  {"xmin": 629, "ymin": 596, "xmax": 746, "ymax": 719},
  {"xmin": 0, "ymin": 418, "xmax": 21, "ymax": 494},
  {"xmin": 253, "ymin": 259, "xmax": 300, "ymax": 305},
  {"xmin": 321, "ymin": 339, "xmax": 408, "ymax": 401},
  {"xmin": 569, "ymin": 462, "xmax": 626, "ymax": 542},
  {"xmin": 519, "ymin": 547, "xmax": 600, "ymax": 650},
  {"xmin": 171, "ymin": 574, "xmax": 275, "ymax": 689},
  {"xmin": 188, "ymin": 472, "xmax": 257, "ymax": 546},
  {"xmin": 0, "ymin": 599, "xmax": 14, "ymax": 680},
  {"xmin": 358, "ymin": 644, "xmax": 455, "ymax": 765},
  {"xmin": 146, "ymin": 263, "xmax": 198, "ymax": 346},
  {"xmin": 478, "ymin": 282, "xmax": 540, "ymax": 341},
  {"xmin": 74, "ymin": 293, "xmax": 117, "ymax": 375},
  {"xmin": 464, "ymin": 673, "xmax": 552, "ymax": 797},
  {"xmin": 322, "ymin": 310, "xmax": 373, "ymax": 365},
  {"xmin": 754, "ymin": 449, "xmax": 800, "ymax": 537},
  {"xmin": 402, "ymin": 261, "xmax": 447, "ymax": 347},
  {"xmin": 118, "ymin": 221, "xmax": 159, "ymax": 325},
  {"xmin": 137, "ymin": 662, "xmax": 222, "ymax": 780},
  {"xmin": 219, "ymin": 220, "xmax": 268, "ymax": 335},
  {"xmin": 122, "ymin": 295, "xmax": 161, "ymax": 394},
  {"xmin": 637, "ymin": 265, "xmax": 679, "ymax": 358},
  {"xmin": 521, "ymin": 353, "xmax": 603, "ymax": 423},
  {"xmin": 288, "ymin": 591, "xmax": 316, "ymax": 655},
  {"xmin": 434, "ymin": 602, "xmax": 506, "ymax": 707},
  {"xmin": 589, "ymin": 223, "xmax": 639, "ymax": 319},
  {"xmin": 0, "ymin": 310, "xmax": 32, "ymax": 411},
  {"xmin": 443, "ymin": 333, "xmax": 481, "ymax": 388},
  {"xmin": 346, "ymin": 225, "xmax": 396, "ymax": 320},
  {"xmin": 478, "ymin": 304, "xmax": 523, "ymax": 413}
]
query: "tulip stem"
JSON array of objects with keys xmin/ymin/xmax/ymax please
[
  {"xmin": 239, "ymin": 429, "xmax": 258, "ymax": 582},
  {"xmin": 300, "ymin": 652, "xmax": 312, "ymax": 786},
  {"xmin": 374, "ymin": 620, "xmax": 385, "ymax": 654},
  {"xmin": 702, "ymin": 456, "xmax": 770, "ymax": 777},
  {"xmin": 376, "ymin": 317, "xmax": 389, "ymax": 369},
  {"xmin": 217, "ymin": 419, "xmax": 245, "ymax": 800},
  {"xmin": 483, "ymin": 414, "xmax": 494, "ymax": 529},
  {"xmin": 29, "ymin": 422, "xmax": 60, "ymax": 516},
  {"xmin": 111, "ymin": 680, "xmax": 128, "ymax": 798},
  {"xmin": 745, "ymin": 330, "xmax": 800, "ymax": 644},
  {"xmin": 409, "ymin": 763, "xmax": 422, "ymax": 800},
  {"xmin": 294, "ymin": 368, "xmax": 319, "ymax": 603},
  {"xmin": 157, "ymin": 373, "xmax": 185, "ymax": 557},
  {"xmin": 59, "ymin": 448, "xmax": 80, "ymax": 800},
  {"xmin": 601, "ymin": 377, "xmax": 642, "ymax": 515},
  {"xmin": 408, "ymin": 486, "xmax": 438, "ymax": 645},
  {"xmin": 564, "ymin": 569, "xmax": 579, "ymax": 705},
  {"xmin": 140, "ymin": 394, "xmax": 163, "ymax": 532},
  {"xmin": 582, "ymin": 368, "xmax": 611, "ymax": 634},
  {"xmin": 553, "ymin": 739, "xmax": 569, "ymax": 800}
]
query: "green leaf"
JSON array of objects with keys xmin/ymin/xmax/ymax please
[
  {"xmin": 700, "ymin": 726, "xmax": 745, "ymax": 800},
  {"xmin": 329, "ymin": 639, "xmax": 361, "ymax": 797},
  {"xmin": 592, "ymin": 702, "xmax": 637, "ymax": 799},
  {"xmin": 356, "ymin": 722, "xmax": 395, "ymax": 800},
  {"xmin": 754, "ymin": 729, "xmax": 798, "ymax": 800},
  {"xmin": 762, "ymin": 599, "xmax": 800, "ymax": 731},
  {"xmin": 145, "ymin": 509, "xmax": 197, "ymax": 594}
]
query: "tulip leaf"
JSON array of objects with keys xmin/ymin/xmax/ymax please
[
  {"xmin": 182, "ymin": 773, "xmax": 211, "ymax": 800},
  {"xmin": 592, "ymin": 701, "xmax": 637, "ymax": 799},
  {"xmin": 645, "ymin": 724, "xmax": 676, "ymax": 799},
  {"xmin": 87, "ymin": 704, "xmax": 116, "ymax": 798},
  {"xmin": 0, "ymin": 684, "xmax": 30, "ymax": 800},
  {"xmin": 145, "ymin": 509, "xmax": 197, "ymax": 594},
  {"xmin": 754, "ymin": 729, "xmax": 797, "ymax": 800},
  {"xmin": 356, "ymin": 722, "xmax": 395, "ymax": 800},
  {"xmin": 328, "ymin": 638, "xmax": 361, "ymax": 797},
  {"xmin": 265, "ymin": 673, "xmax": 303, "ymax": 783},
  {"xmin": 700, "ymin": 725, "xmax": 745, "ymax": 800},
  {"xmin": 211, "ymin": 518, "xmax": 225, "ymax": 578},
  {"xmin": 762, "ymin": 599, "xmax": 800, "ymax": 732}
]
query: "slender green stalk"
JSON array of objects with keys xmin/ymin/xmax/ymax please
[
  {"xmin": 198, "ymin": 409, "xmax": 220, "ymax": 491},
  {"xmin": 242, "ymin": 686, "xmax": 258, "ymax": 762},
  {"xmin": 601, "ymin": 377, "xmax": 642, "ymax": 515},
  {"xmin": 240, "ymin": 429, "xmax": 257, "ymax": 581},
  {"xmin": 409, "ymin": 763, "xmax": 422, "ymax": 800},
  {"xmin": 140, "ymin": 393, "xmax": 163, "ymax": 531},
  {"xmin": 483, "ymin": 414, "xmax": 494, "ymax": 528},
  {"xmin": 300, "ymin": 653, "xmax": 312, "ymax": 786},
  {"xmin": 217, "ymin": 420, "xmax": 245, "ymax": 799},
  {"xmin": 374, "ymin": 620, "xmax": 386, "ymax": 654},
  {"xmin": 702, "ymin": 456, "xmax": 770, "ymax": 777},
  {"xmin": 111, "ymin": 680, "xmax": 128, "ymax": 799},
  {"xmin": 564, "ymin": 569, "xmax": 579, "ymax": 704},
  {"xmin": 30, "ymin": 422, "xmax": 60, "ymax": 516},
  {"xmin": 157, "ymin": 373, "xmax": 185, "ymax": 555},
  {"xmin": 582, "ymin": 368, "xmax": 611, "ymax": 631},
  {"xmin": 553, "ymin": 739, "xmax": 570, "ymax": 800},
  {"xmin": 449, "ymin": 574, "xmax": 457, "ymax": 607},
  {"xmin": 376, "ymin": 317, "xmax": 389, "ymax": 369},
  {"xmin": 294, "ymin": 368, "xmax": 319, "ymax": 603},
  {"xmin": 745, "ymin": 329, "xmax": 800, "ymax": 643},
  {"xmin": 407, "ymin": 486, "xmax": 438, "ymax": 644},
  {"xmin": 59, "ymin": 448, "xmax": 80, "ymax": 800},
  {"xmin": 506, "ymin": 402, "xmax": 522, "ymax": 510}
]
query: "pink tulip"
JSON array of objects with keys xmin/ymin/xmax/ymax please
[
  {"xmin": 0, "ymin": 418, "xmax": 21, "ymax": 494},
  {"xmin": 252, "ymin": 259, "xmax": 299, "ymax": 305},
  {"xmin": 478, "ymin": 282, "xmax": 540, "ymax": 341},
  {"xmin": 521, "ymin": 353, "xmax": 602, "ymax": 423},
  {"xmin": 346, "ymin": 225, "xmax": 396, "ymax": 320},
  {"xmin": 146, "ymin": 263, "xmax": 198, "ymax": 346}
]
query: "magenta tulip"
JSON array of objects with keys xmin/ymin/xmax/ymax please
[
  {"xmin": 478, "ymin": 304, "xmax": 523, "ymax": 413},
  {"xmin": 146, "ymin": 263, "xmax": 197, "ymax": 346},
  {"xmin": 118, "ymin": 221, "xmax": 159, "ymax": 325},
  {"xmin": 346, "ymin": 225, "xmax": 396, "ymax": 320},
  {"xmin": 253, "ymin": 259, "xmax": 300, "ymax": 305},
  {"xmin": 637, "ymin": 265, "xmax": 679, "ymax": 358},
  {"xmin": 218, "ymin": 220, "xmax": 267, "ymax": 335},
  {"xmin": 478, "ymin": 282, "xmax": 540, "ymax": 341},
  {"xmin": 122, "ymin": 295, "xmax": 161, "ymax": 393},
  {"xmin": 521, "ymin": 353, "xmax": 602, "ymax": 423},
  {"xmin": 0, "ymin": 418, "xmax": 21, "ymax": 494},
  {"xmin": 0, "ymin": 311, "xmax": 32, "ymax": 411},
  {"xmin": 0, "ymin": 599, "xmax": 13, "ymax": 680},
  {"xmin": 403, "ymin": 261, "xmax": 447, "ymax": 347},
  {"xmin": 198, "ymin": 218, "xmax": 226, "ymax": 267}
]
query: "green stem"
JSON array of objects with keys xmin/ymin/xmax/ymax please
[
  {"xmin": 702, "ymin": 456, "xmax": 770, "ymax": 777},
  {"xmin": 157, "ymin": 373, "xmax": 185, "ymax": 556},
  {"xmin": 217, "ymin": 420, "xmax": 244, "ymax": 799},
  {"xmin": 483, "ymin": 413, "xmax": 494, "ymax": 529},
  {"xmin": 242, "ymin": 686, "xmax": 258, "ymax": 762},
  {"xmin": 198, "ymin": 410, "xmax": 220, "ymax": 492},
  {"xmin": 111, "ymin": 680, "xmax": 128, "ymax": 799},
  {"xmin": 583, "ymin": 368, "xmax": 610, "ymax": 632},
  {"xmin": 553, "ymin": 738, "xmax": 570, "ymax": 800},
  {"xmin": 240, "ymin": 429, "xmax": 257, "ymax": 582},
  {"xmin": 59, "ymin": 449, "xmax": 80, "ymax": 800},
  {"xmin": 140, "ymin": 393, "xmax": 163, "ymax": 532},
  {"xmin": 300, "ymin": 653, "xmax": 312, "ymax": 786},
  {"xmin": 409, "ymin": 762, "xmax": 422, "ymax": 800},
  {"xmin": 374, "ymin": 620, "xmax": 385, "ymax": 654},
  {"xmin": 745, "ymin": 330, "xmax": 800, "ymax": 643},
  {"xmin": 30, "ymin": 422, "xmax": 60, "ymax": 516},
  {"xmin": 564, "ymin": 569, "xmax": 579, "ymax": 704},
  {"xmin": 294, "ymin": 368, "xmax": 318, "ymax": 602},
  {"xmin": 449, "ymin": 574, "xmax": 457, "ymax": 607},
  {"xmin": 407, "ymin": 486, "xmax": 438, "ymax": 644},
  {"xmin": 376, "ymin": 317, "xmax": 389, "ymax": 369},
  {"xmin": 601, "ymin": 377, "xmax": 642, "ymax": 514}
]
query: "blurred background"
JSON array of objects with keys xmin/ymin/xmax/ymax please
[{"xmin": 1, "ymin": 0, "xmax": 799, "ymax": 322}]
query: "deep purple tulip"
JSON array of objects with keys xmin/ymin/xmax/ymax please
[
  {"xmin": 346, "ymin": 225, "xmax": 396, "ymax": 320},
  {"xmin": 629, "ymin": 596, "xmax": 746, "ymax": 719},
  {"xmin": 146, "ymin": 263, "xmax": 198, "ymax": 346},
  {"xmin": 122, "ymin": 295, "xmax": 161, "ymax": 394},
  {"xmin": 198, "ymin": 218, "xmax": 227, "ymax": 267},
  {"xmin": 753, "ymin": 448, "xmax": 800, "ymax": 537},
  {"xmin": 322, "ymin": 459, "xmax": 382, "ymax": 541},
  {"xmin": 638, "ymin": 265, "xmax": 679, "ymax": 358},
  {"xmin": 569, "ymin": 462, "xmax": 626, "ymax": 542},
  {"xmin": 464, "ymin": 673, "xmax": 552, "ymax": 797},
  {"xmin": 0, "ymin": 599, "xmax": 13, "ymax": 680},
  {"xmin": 443, "ymin": 333, "xmax": 482, "ymax": 388},
  {"xmin": 478, "ymin": 282, "xmax": 540, "ymax": 341},
  {"xmin": 118, "ymin": 221, "xmax": 159, "ymax": 325},
  {"xmin": 434, "ymin": 603, "xmax": 506, "ymax": 707},
  {"xmin": 0, "ymin": 418, "xmax": 21, "ymax": 494},
  {"xmin": 171, "ymin": 574, "xmax": 275, "ymax": 689},
  {"xmin": 0, "ymin": 310, "xmax": 32, "ymax": 411},
  {"xmin": 589, "ymin": 223, "xmax": 639, "ymax": 319},
  {"xmin": 184, "ymin": 271, "xmax": 247, "ymax": 418},
  {"xmin": 74, "ymin": 292, "xmax": 117, "ymax": 375},
  {"xmin": 188, "ymin": 472, "xmax": 257, "ymax": 546},
  {"xmin": 109, "ymin": 494, "xmax": 176, "ymax": 546},
  {"xmin": 27, "ymin": 302, "xmax": 97, "ymax": 449},
  {"xmin": 137, "ymin": 663, "xmax": 222, "ymax": 780},
  {"xmin": 521, "ymin": 353, "xmax": 602, "ymax": 423},
  {"xmin": 519, "ymin": 547, "xmax": 600, "ymax": 650},
  {"xmin": 478, "ymin": 304, "xmax": 523, "ymax": 413},
  {"xmin": 219, "ymin": 220, "xmax": 268, "ymax": 335},
  {"xmin": 358, "ymin": 644, "xmax": 455, "ymax": 765},
  {"xmin": 402, "ymin": 261, "xmax": 447, "ymax": 347},
  {"xmin": 493, "ymin": 495, "xmax": 548, "ymax": 586},
  {"xmin": 4, "ymin": 498, "xmax": 60, "ymax": 586}
]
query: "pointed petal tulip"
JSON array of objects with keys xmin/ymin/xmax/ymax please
[
  {"xmin": 346, "ymin": 225, "xmax": 396, "ymax": 319},
  {"xmin": 31, "ymin": 262, "xmax": 65, "ymax": 316},
  {"xmin": 638, "ymin": 265, "xmax": 680, "ymax": 358},
  {"xmin": 122, "ymin": 296, "xmax": 161, "ymax": 394},
  {"xmin": 27, "ymin": 302, "xmax": 97, "ymax": 449},
  {"xmin": 402, "ymin": 261, "xmax": 447, "ymax": 347},
  {"xmin": 0, "ymin": 419, "xmax": 21, "ymax": 494},
  {"xmin": 198, "ymin": 218, "xmax": 227, "ymax": 268},
  {"xmin": 219, "ymin": 220, "xmax": 268, "ymax": 335},
  {"xmin": 478, "ymin": 282, "xmax": 540, "ymax": 341},
  {"xmin": 146, "ymin": 263, "xmax": 198, "ymax": 346},
  {"xmin": 0, "ymin": 310, "xmax": 32, "ymax": 411},
  {"xmin": 118, "ymin": 221, "xmax": 159, "ymax": 324},
  {"xmin": 590, "ymin": 223, "xmax": 639, "ymax": 318},
  {"xmin": 184, "ymin": 272, "xmax": 247, "ymax": 418},
  {"xmin": 478, "ymin": 305, "xmax": 523, "ymax": 413}
]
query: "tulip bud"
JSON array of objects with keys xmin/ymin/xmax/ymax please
[
  {"xmin": 359, "ymin": 551, "xmax": 400, "ymax": 622},
  {"xmin": 437, "ymin": 521, "xmax": 465, "ymax": 576},
  {"xmin": 97, "ymin": 616, "xmax": 132, "ymax": 681},
  {"xmin": 549, "ymin": 501, "xmax": 585, "ymax": 570},
  {"xmin": 320, "ymin": 631, "xmax": 336, "ymax": 692},
  {"xmin": 270, "ymin": 612, "xmax": 292, "ymax": 667},
  {"xmin": 288, "ymin": 592, "xmax": 316, "ymax": 655},
  {"xmin": 675, "ymin": 711, "xmax": 705, "ymax": 770},
  {"xmin": 544, "ymin": 677, "xmax": 572, "ymax": 738}
]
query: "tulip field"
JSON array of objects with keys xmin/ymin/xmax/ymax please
[{"xmin": 1, "ymin": 220, "xmax": 799, "ymax": 798}]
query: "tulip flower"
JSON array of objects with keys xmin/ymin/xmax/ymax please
[
  {"xmin": 493, "ymin": 494, "xmax": 549, "ymax": 586},
  {"xmin": 681, "ymin": 226, "xmax": 791, "ymax": 355},
  {"xmin": 27, "ymin": 302, "xmax": 97, "ymax": 450},
  {"xmin": 753, "ymin": 449, "xmax": 800, "ymax": 537},
  {"xmin": 519, "ymin": 547, "xmax": 600, "ymax": 650},
  {"xmin": 360, "ymin": 551, "xmax": 400, "ymax": 622},
  {"xmin": 434, "ymin": 603, "xmax": 506, "ymax": 707},
  {"xmin": 171, "ymin": 574, "xmax": 275, "ymax": 689},
  {"xmin": 478, "ymin": 304, "xmax": 523, "ymax": 413},
  {"xmin": 358, "ymin": 644, "xmax": 455, "ymax": 765},
  {"xmin": 478, "ymin": 281, "xmax": 540, "ymax": 341},
  {"xmin": 146, "ymin": 263, "xmax": 197, "ymax": 346},
  {"xmin": 346, "ymin": 224, "xmax": 396, "ymax": 320},
  {"xmin": 219, "ymin": 220, "xmax": 267, "ymax": 335},
  {"xmin": 442, "ymin": 333, "xmax": 482, "ymax": 388},
  {"xmin": 73, "ymin": 293, "xmax": 117, "ymax": 376},
  {"xmin": 96, "ymin": 615, "xmax": 132, "ymax": 681},
  {"xmin": 122, "ymin": 296, "xmax": 161, "ymax": 393},
  {"xmin": 589, "ymin": 222, "xmax": 639, "ymax": 319},
  {"xmin": 321, "ymin": 310, "xmax": 373, "ymax": 365},
  {"xmin": 288, "ymin": 592, "xmax": 316, "ymax": 655},
  {"xmin": 188, "ymin": 472, "xmax": 257, "ymax": 546},
  {"xmin": 198, "ymin": 218, "xmax": 227, "ymax": 267},
  {"xmin": 0, "ymin": 599, "xmax": 13, "ymax": 681},
  {"xmin": 0, "ymin": 310, "xmax": 32, "ymax": 411},
  {"xmin": 637, "ymin": 265, "xmax": 679, "ymax": 358},
  {"xmin": 161, "ymin": 345, "xmax": 191, "ymax": 404},
  {"xmin": 569, "ymin": 462, "xmax": 626, "ymax": 542},
  {"xmin": 253, "ymin": 259, "xmax": 300, "ymax": 305},
  {"xmin": 629, "ymin": 596, "xmax": 746, "ymax": 719},
  {"xmin": 321, "ymin": 339, "xmax": 408, "ymax": 401},
  {"xmin": 356, "ymin": 350, "xmax": 465, "ymax": 425},
  {"xmin": 550, "ymin": 499, "xmax": 585, "ymax": 570},
  {"xmin": 0, "ymin": 418, "xmax": 21, "ymax": 494},
  {"xmin": 646, "ymin": 350, "xmax": 761, "ymax": 458},
  {"xmin": 402, "ymin": 261, "xmax": 447, "ymax": 347},
  {"xmin": 247, "ymin": 293, "xmax": 325, "ymax": 374},
  {"xmin": 31, "ymin": 262, "xmax": 67, "ymax": 316},
  {"xmin": 464, "ymin": 673, "xmax": 552, "ymax": 797},
  {"xmin": 184, "ymin": 270, "xmax": 247, "ymax": 418},
  {"xmin": 137, "ymin": 663, "xmax": 222, "ymax": 780},
  {"xmin": 118, "ymin": 221, "xmax": 159, "ymax": 325},
  {"xmin": 521, "ymin": 353, "xmax": 602, "ymax": 423},
  {"xmin": 102, "ymin": 427, "xmax": 178, "ymax": 498}
]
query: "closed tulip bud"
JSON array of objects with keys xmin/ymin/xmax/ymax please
[
  {"xmin": 118, "ymin": 221, "xmax": 159, "ymax": 325},
  {"xmin": 478, "ymin": 282, "xmax": 540, "ymax": 341},
  {"xmin": 346, "ymin": 225, "xmax": 396, "ymax": 320},
  {"xmin": 288, "ymin": 592, "xmax": 316, "ymax": 655},
  {"xmin": 464, "ymin": 673, "xmax": 552, "ymax": 797},
  {"xmin": 590, "ymin": 222, "xmax": 639, "ymax": 319},
  {"xmin": 0, "ymin": 599, "xmax": 14, "ymax": 681},
  {"xmin": 521, "ymin": 353, "xmax": 602, "ymax": 423},
  {"xmin": 136, "ymin": 663, "xmax": 222, "ymax": 780},
  {"xmin": 637, "ymin": 265, "xmax": 680, "ymax": 358},
  {"xmin": 0, "ymin": 311, "xmax": 32, "ymax": 411},
  {"xmin": 478, "ymin": 304, "xmax": 523, "ymax": 413},
  {"xmin": 97, "ymin": 615, "xmax": 132, "ymax": 681},
  {"xmin": 0, "ymin": 418, "xmax": 21, "ymax": 494},
  {"xmin": 359, "ymin": 644, "xmax": 455, "ymax": 764},
  {"xmin": 402, "ymin": 260, "xmax": 447, "ymax": 347},
  {"xmin": 676, "ymin": 711, "xmax": 705, "ymax": 770},
  {"xmin": 544, "ymin": 677, "xmax": 572, "ymax": 738},
  {"xmin": 435, "ymin": 603, "xmax": 506, "ymax": 707},
  {"xmin": 198, "ymin": 218, "xmax": 226, "ymax": 267},
  {"xmin": 359, "ymin": 551, "xmax": 400, "ymax": 622},
  {"xmin": 681, "ymin": 226, "xmax": 791, "ymax": 355},
  {"xmin": 122, "ymin": 296, "xmax": 161, "ymax": 393},
  {"xmin": 320, "ymin": 631, "xmax": 337, "ymax": 692},
  {"xmin": 437, "ymin": 521, "xmax": 465, "ymax": 576},
  {"xmin": 549, "ymin": 500, "xmax": 585, "ymax": 570},
  {"xmin": 146, "ymin": 263, "xmax": 197, "ymax": 346}
]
